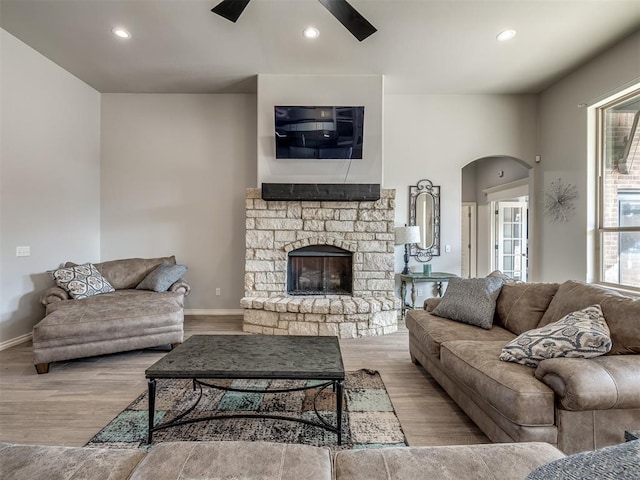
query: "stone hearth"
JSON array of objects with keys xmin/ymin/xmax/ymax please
[{"xmin": 241, "ymin": 188, "xmax": 400, "ymax": 338}]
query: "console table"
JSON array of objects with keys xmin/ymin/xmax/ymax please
[{"xmin": 399, "ymin": 272, "xmax": 458, "ymax": 317}]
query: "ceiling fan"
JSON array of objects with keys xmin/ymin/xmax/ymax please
[{"xmin": 211, "ymin": 0, "xmax": 377, "ymax": 42}]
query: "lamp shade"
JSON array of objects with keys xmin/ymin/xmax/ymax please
[{"xmin": 394, "ymin": 225, "xmax": 421, "ymax": 245}]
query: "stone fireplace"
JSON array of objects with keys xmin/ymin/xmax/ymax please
[{"xmin": 240, "ymin": 187, "xmax": 400, "ymax": 338}]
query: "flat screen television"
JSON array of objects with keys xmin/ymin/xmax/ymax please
[{"xmin": 274, "ymin": 106, "xmax": 364, "ymax": 159}]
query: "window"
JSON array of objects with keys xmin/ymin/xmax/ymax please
[{"xmin": 597, "ymin": 89, "xmax": 640, "ymax": 290}]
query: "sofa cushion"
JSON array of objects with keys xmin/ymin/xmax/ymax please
[
  {"xmin": 48, "ymin": 263, "xmax": 115, "ymax": 299},
  {"xmin": 500, "ymin": 305, "xmax": 612, "ymax": 368},
  {"xmin": 136, "ymin": 263, "xmax": 187, "ymax": 292},
  {"xmin": 0, "ymin": 442, "xmax": 146, "ymax": 480},
  {"xmin": 599, "ymin": 295, "xmax": 640, "ymax": 355},
  {"xmin": 129, "ymin": 441, "xmax": 332, "ymax": 480},
  {"xmin": 441, "ymin": 340, "xmax": 555, "ymax": 426},
  {"xmin": 35, "ymin": 290, "xmax": 184, "ymax": 347},
  {"xmin": 424, "ymin": 297, "xmax": 442, "ymax": 311},
  {"xmin": 539, "ymin": 281, "xmax": 620, "ymax": 327},
  {"xmin": 334, "ymin": 442, "xmax": 565, "ymax": 480},
  {"xmin": 538, "ymin": 280, "xmax": 640, "ymax": 355},
  {"xmin": 526, "ymin": 439, "xmax": 640, "ymax": 480},
  {"xmin": 431, "ymin": 277, "xmax": 504, "ymax": 329},
  {"xmin": 495, "ymin": 282, "xmax": 560, "ymax": 334},
  {"xmin": 406, "ymin": 310, "xmax": 515, "ymax": 358},
  {"xmin": 66, "ymin": 256, "xmax": 176, "ymax": 290}
]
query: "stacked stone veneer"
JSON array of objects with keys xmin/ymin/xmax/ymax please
[{"xmin": 241, "ymin": 188, "xmax": 400, "ymax": 338}]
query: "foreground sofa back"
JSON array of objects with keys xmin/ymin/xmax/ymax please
[
  {"xmin": 0, "ymin": 440, "xmax": 565, "ymax": 480},
  {"xmin": 407, "ymin": 280, "xmax": 640, "ymax": 454}
]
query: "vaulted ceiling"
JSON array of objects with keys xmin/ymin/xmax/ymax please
[{"xmin": 1, "ymin": 0, "xmax": 639, "ymax": 94}]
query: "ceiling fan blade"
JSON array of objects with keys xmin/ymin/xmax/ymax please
[
  {"xmin": 211, "ymin": 0, "xmax": 251, "ymax": 23},
  {"xmin": 318, "ymin": 0, "xmax": 377, "ymax": 42}
]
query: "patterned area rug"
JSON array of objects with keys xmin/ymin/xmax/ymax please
[{"xmin": 86, "ymin": 369, "xmax": 406, "ymax": 450}]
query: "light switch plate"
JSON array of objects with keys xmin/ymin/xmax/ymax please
[
  {"xmin": 16, "ymin": 246, "xmax": 30, "ymax": 257},
  {"xmin": 445, "ymin": 244, "xmax": 451, "ymax": 253}
]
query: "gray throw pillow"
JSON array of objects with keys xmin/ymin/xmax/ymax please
[
  {"xmin": 486, "ymin": 270, "xmax": 519, "ymax": 284},
  {"xmin": 500, "ymin": 304, "xmax": 612, "ymax": 368},
  {"xmin": 136, "ymin": 262, "xmax": 187, "ymax": 292},
  {"xmin": 431, "ymin": 277, "xmax": 504, "ymax": 329},
  {"xmin": 526, "ymin": 439, "xmax": 640, "ymax": 479}
]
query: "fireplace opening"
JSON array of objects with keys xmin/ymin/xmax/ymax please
[{"xmin": 287, "ymin": 245, "xmax": 353, "ymax": 295}]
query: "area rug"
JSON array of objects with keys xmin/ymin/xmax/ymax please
[{"xmin": 86, "ymin": 369, "xmax": 406, "ymax": 450}]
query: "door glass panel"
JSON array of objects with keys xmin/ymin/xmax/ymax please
[{"xmin": 503, "ymin": 256, "xmax": 513, "ymax": 270}]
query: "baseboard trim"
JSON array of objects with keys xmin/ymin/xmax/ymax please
[
  {"xmin": 0, "ymin": 332, "xmax": 32, "ymax": 351},
  {"xmin": 185, "ymin": 309, "xmax": 244, "ymax": 316}
]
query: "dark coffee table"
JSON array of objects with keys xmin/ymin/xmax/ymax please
[{"xmin": 145, "ymin": 334, "xmax": 345, "ymax": 444}]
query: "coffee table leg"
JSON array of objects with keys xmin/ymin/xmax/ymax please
[
  {"xmin": 147, "ymin": 379, "xmax": 156, "ymax": 444},
  {"xmin": 336, "ymin": 379, "xmax": 344, "ymax": 445}
]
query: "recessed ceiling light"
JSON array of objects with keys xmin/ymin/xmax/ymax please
[
  {"xmin": 303, "ymin": 27, "xmax": 320, "ymax": 39},
  {"xmin": 496, "ymin": 29, "xmax": 516, "ymax": 42},
  {"xmin": 112, "ymin": 27, "xmax": 131, "ymax": 39}
]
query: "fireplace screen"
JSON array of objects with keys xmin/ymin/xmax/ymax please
[{"xmin": 287, "ymin": 245, "xmax": 353, "ymax": 295}]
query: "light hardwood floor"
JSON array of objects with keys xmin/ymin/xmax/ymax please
[{"xmin": 0, "ymin": 315, "xmax": 488, "ymax": 447}]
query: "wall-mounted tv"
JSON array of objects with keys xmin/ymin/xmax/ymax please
[{"xmin": 274, "ymin": 106, "xmax": 364, "ymax": 159}]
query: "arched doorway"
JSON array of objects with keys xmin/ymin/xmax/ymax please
[{"xmin": 461, "ymin": 156, "xmax": 533, "ymax": 279}]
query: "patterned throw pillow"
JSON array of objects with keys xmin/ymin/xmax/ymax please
[
  {"xmin": 431, "ymin": 277, "xmax": 504, "ymax": 329},
  {"xmin": 48, "ymin": 263, "xmax": 115, "ymax": 299},
  {"xmin": 500, "ymin": 305, "xmax": 612, "ymax": 368}
]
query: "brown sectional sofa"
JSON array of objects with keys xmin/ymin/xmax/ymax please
[
  {"xmin": 33, "ymin": 256, "xmax": 190, "ymax": 374},
  {"xmin": 407, "ymin": 280, "xmax": 640, "ymax": 454},
  {"xmin": 0, "ymin": 440, "xmax": 566, "ymax": 480}
]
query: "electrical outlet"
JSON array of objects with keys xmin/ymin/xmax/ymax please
[
  {"xmin": 16, "ymin": 246, "xmax": 30, "ymax": 257},
  {"xmin": 215, "ymin": 288, "xmax": 221, "ymax": 296},
  {"xmin": 445, "ymin": 244, "xmax": 451, "ymax": 253},
  {"xmin": 417, "ymin": 288, "xmax": 424, "ymax": 296}
]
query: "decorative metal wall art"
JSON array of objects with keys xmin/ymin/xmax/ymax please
[{"xmin": 544, "ymin": 178, "xmax": 579, "ymax": 223}]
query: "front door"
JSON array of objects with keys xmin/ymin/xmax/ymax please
[{"xmin": 494, "ymin": 201, "xmax": 528, "ymax": 281}]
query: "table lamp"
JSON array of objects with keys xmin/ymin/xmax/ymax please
[{"xmin": 395, "ymin": 226, "xmax": 421, "ymax": 274}]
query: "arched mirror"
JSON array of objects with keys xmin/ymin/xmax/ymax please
[{"xmin": 409, "ymin": 179, "xmax": 440, "ymax": 262}]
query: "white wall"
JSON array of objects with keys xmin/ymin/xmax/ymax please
[
  {"xmin": 100, "ymin": 94, "xmax": 257, "ymax": 311},
  {"xmin": 4, "ymin": 29, "xmax": 636, "ymax": 344},
  {"xmin": 537, "ymin": 30, "xmax": 640, "ymax": 282},
  {"xmin": 257, "ymin": 75, "xmax": 383, "ymax": 185},
  {"xmin": 473, "ymin": 157, "xmax": 530, "ymax": 205},
  {"xmin": 384, "ymin": 94, "xmax": 538, "ymax": 299},
  {"xmin": 0, "ymin": 29, "xmax": 101, "ymax": 344}
]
